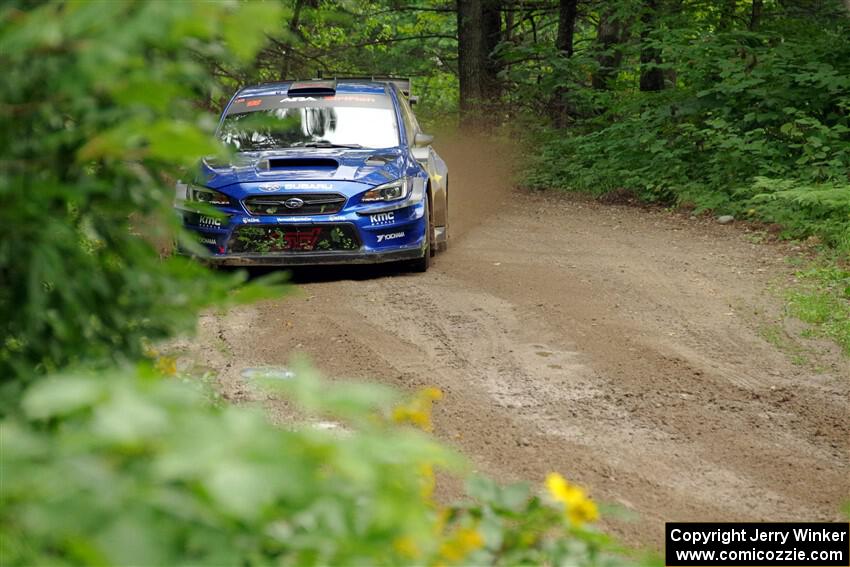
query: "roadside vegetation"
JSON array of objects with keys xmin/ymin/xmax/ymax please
[
  {"xmin": 0, "ymin": 2, "xmax": 654, "ymax": 565},
  {"xmin": 787, "ymin": 264, "xmax": 850, "ymax": 356},
  {"xmin": 2, "ymin": 0, "xmax": 846, "ymax": 563}
]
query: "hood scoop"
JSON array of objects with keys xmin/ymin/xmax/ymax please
[
  {"xmin": 262, "ymin": 158, "xmax": 339, "ymax": 171},
  {"xmin": 364, "ymin": 154, "xmax": 396, "ymax": 166}
]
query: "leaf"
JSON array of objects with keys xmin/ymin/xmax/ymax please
[
  {"xmin": 91, "ymin": 390, "xmax": 169, "ymax": 443},
  {"xmin": 221, "ymin": 3, "xmax": 283, "ymax": 62},
  {"xmin": 205, "ymin": 460, "xmax": 275, "ymax": 520},
  {"xmin": 466, "ymin": 475, "xmax": 499, "ymax": 502},
  {"xmin": 22, "ymin": 375, "xmax": 102, "ymax": 419},
  {"xmin": 498, "ymin": 482, "xmax": 531, "ymax": 512}
]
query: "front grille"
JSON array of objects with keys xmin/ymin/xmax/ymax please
[
  {"xmin": 243, "ymin": 193, "xmax": 346, "ymax": 215},
  {"xmin": 228, "ymin": 224, "xmax": 360, "ymax": 253}
]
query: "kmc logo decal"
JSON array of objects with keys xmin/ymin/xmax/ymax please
[{"xmin": 370, "ymin": 212, "xmax": 395, "ymax": 225}]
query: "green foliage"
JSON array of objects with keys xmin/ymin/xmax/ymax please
[
  {"xmin": 0, "ymin": 1, "xmax": 286, "ymax": 394},
  {"xmin": 453, "ymin": 475, "xmax": 644, "ymax": 566},
  {"xmin": 1, "ymin": 365, "xmax": 650, "ymax": 566},
  {"xmin": 745, "ymin": 178, "xmax": 850, "ymax": 247},
  {"xmin": 787, "ymin": 265, "xmax": 850, "ymax": 355},
  {"xmin": 522, "ymin": 13, "xmax": 850, "ymax": 253},
  {"xmin": 2, "ymin": 366, "xmax": 447, "ymax": 565},
  {"xmin": 218, "ymin": 0, "xmax": 459, "ymax": 121}
]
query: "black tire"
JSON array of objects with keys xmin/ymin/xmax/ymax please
[{"xmin": 408, "ymin": 195, "xmax": 431, "ymax": 273}]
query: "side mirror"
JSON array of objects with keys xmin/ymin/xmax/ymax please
[
  {"xmin": 413, "ymin": 132, "xmax": 434, "ymax": 147},
  {"xmin": 408, "ymin": 95, "xmax": 419, "ymax": 105}
]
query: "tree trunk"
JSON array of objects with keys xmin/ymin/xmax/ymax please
[
  {"xmin": 504, "ymin": 1, "xmax": 514, "ymax": 41},
  {"xmin": 639, "ymin": 0, "xmax": 665, "ymax": 92},
  {"xmin": 457, "ymin": 0, "xmax": 484, "ymax": 123},
  {"xmin": 556, "ymin": 0, "xmax": 578, "ymax": 56},
  {"xmin": 592, "ymin": 7, "xmax": 626, "ymax": 90},
  {"xmin": 749, "ymin": 0, "xmax": 763, "ymax": 30},
  {"xmin": 718, "ymin": 0, "xmax": 737, "ymax": 31},
  {"xmin": 552, "ymin": 0, "xmax": 579, "ymax": 126},
  {"xmin": 481, "ymin": 0, "xmax": 502, "ymax": 100}
]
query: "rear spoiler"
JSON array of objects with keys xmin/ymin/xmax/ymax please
[
  {"xmin": 315, "ymin": 74, "xmax": 416, "ymax": 103},
  {"xmin": 264, "ymin": 75, "xmax": 418, "ymax": 104}
]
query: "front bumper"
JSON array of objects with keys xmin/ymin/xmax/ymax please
[
  {"xmin": 178, "ymin": 198, "xmax": 427, "ymax": 267},
  {"xmin": 203, "ymin": 244, "xmax": 424, "ymax": 266}
]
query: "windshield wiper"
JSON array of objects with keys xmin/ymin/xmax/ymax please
[{"xmin": 290, "ymin": 141, "xmax": 363, "ymax": 149}]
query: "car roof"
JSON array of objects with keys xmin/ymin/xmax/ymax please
[{"xmin": 237, "ymin": 80, "xmax": 389, "ymax": 98}]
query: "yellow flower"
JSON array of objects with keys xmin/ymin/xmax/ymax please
[
  {"xmin": 439, "ymin": 526, "xmax": 484, "ymax": 562},
  {"xmin": 393, "ymin": 535, "xmax": 420, "ymax": 559},
  {"xmin": 155, "ymin": 355, "xmax": 177, "ymax": 376},
  {"xmin": 568, "ymin": 498, "xmax": 600, "ymax": 526},
  {"xmin": 420, "ymin": 462, "xmax": 436, "ymax": 500},
  {"xmin": 545, "ymin": 473, "xmax": 599, "ymax": 527},
  {"xmin": 392, "ymin": 387, "xmax": 443, "ymax": 432},
  {"xmin": 142, "ymin": 341, "xmax": 159, "ymax": 358},
  {"xmin": 434, "ymin": 507, "xmax": 450, "ymax": 536}
]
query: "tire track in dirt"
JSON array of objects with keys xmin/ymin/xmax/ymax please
[{"xmin": 180, "ymin": 136, "xmax": 850, "ymax": 550}]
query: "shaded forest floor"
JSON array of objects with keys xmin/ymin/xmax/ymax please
[{"xmin": 174, "ymin": 135, "xmax": 849, "ymax": 550}]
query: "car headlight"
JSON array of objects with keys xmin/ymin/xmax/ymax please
[
  {"xmin": 188, "ymin": 185, "xmax": 235, "ymax": 207},
  {"xmin": 361, "ymin": 178, "xmax": 410, "ymax": 202}
]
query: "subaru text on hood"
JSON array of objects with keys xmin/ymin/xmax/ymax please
[{"xmin": 175, "ymin": 78, "xmax": 449, "ymax": 272}]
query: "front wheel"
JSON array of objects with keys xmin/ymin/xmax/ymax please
[{"xmin": 407, "ymin": 196, "xmax": 431, "ymax": 273}]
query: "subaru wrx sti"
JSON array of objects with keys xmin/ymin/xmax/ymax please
[{"xmin": 176, "ymin": 78, "xmax": 448, "ymax": 272}]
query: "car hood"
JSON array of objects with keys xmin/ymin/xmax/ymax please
[{"xmin": 200, "ymin": 147, "xmax": 405, "ymax": 190}]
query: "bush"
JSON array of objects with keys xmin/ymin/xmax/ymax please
[
  {"xmin": 0, "ymin": 0, "xmax": 285, "ymax": 399},
  {"xmin": 787, "ymin": 265, "xmax": 850, "ymax": 356},
  {"xmin": 1, "ymin": 365, "xmax": 649, "ymax": 566},
  {"xmin": 523, "ymin": 23, "xmax": 850, "ymax": 253}
]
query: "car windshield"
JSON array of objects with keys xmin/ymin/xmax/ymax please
[{"xmin": 219, "ymin": 93, "xmax": 400, "ymax": 151}]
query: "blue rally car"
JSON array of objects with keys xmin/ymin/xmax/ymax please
[{"xmin": 176, "ymin": 77, "xmax": 448, "ymax": 272}]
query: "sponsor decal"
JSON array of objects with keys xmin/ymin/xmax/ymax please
[
  {"xmin": 280, "ymin": 97, "xmax": 317, "ymax": 103},
  {"xmin": 259, "ymin": 182, "xmax": 334, "ymax": 192},
  {"xmin": 275, "ymin": 217, "xmax": 312, "ymax": 223},
  {"xmin": 198, "ymin": 236, "xmax": 217, "ymax": 246},
  {"xmin": 328, "ymin": 215, "xmax": 346, "ymax": 221},
  {"xmin": 246, "ymin": 99, "xmax": 262, "ymax": 107},
  {"xmin": 284, "ymin": 183, "xmax": 334, "ymax": 190},
  {"xmin": 330, "ymin": 95, "xmax": 377, "ymax": 103},
  {"xmin": 198, "ymin": 215, "xmax": 221, "ymax": 227},
  {"xmin": 242, "ymin": 217, "xmax": 261, "ymax": 224},
  {"xmin": 377, "ymin": 232, "xmax": 405, "ymax": 243},
  {"xmin": 369, "ymin": 212, "xmax": 395, "ymax": 225}
]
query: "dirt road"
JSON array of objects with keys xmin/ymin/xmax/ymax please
[{"xmin": 182, "ymin": 137, "xmax": 850, "ymax": 549}]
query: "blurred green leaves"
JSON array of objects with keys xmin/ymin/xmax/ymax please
[
  {"xmin": 2, "ymin": 367, "xmax": 454, "ymax": 565},
  {"xmin": 0, "ymin": 1, "xmax": 287, "ymax": 396},
  {"xmin": 221, "ymin": 2, "xmax": 284, "ymax": 62},
  {"xmin": 2, "ymin": 365, "xmax": 649, "ymax": 566}
]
